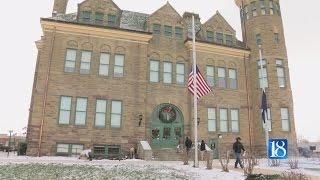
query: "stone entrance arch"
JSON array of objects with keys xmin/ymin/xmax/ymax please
[{"xmin": 150, "ymin": 104, "xmax": 184, "ymax": 149}]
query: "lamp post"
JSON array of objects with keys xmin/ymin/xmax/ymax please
[{"xmin": 7, "ymin": 130, "xmax": 13, "ymax": 157}]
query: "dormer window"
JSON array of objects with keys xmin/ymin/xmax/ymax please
[
  {"xmin": 175, "ymin": 27, "xmax": 183, "ymax": 39},
  {"xmin": 108, "ymin": 14, "xmax": 116, "ymax": 26},
  {"xmin": 164, "ymin": 26, "xmax": 172, "ymax": 37},
  {"xmin": 153, "ymin": 24, "xmax": 161, "ymax": 34},
  {"xmin": 216, "ymin": 33, "xmax": 223, "ymax": 44},
  {"xmin": 95, "ymin": 12, "xmax": 104, "ymax": 25},
  {"xmin": 226, "ymin": 35, "xmax": 233, "ymax": 46},
  {"xmin": 82, "ymin": 11, "xmax": 92, "ymax": 23},
  {"xmin": 207, "ymin": 31, "xmax": 214, "ymax": 42}
]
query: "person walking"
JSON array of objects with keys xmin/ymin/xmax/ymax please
[
  {"xmin": 185, "ymin": 137, "xmax": 192, "ymax": 155},
  {"xmin": 200, "ymin": 140, "xmax": 206, "ymax": 161},
  {"xmin": 233, "ymin": 137, "xmax": 245, "ymax": 168}
]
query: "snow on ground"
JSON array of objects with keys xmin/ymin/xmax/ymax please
[
  {"xmin": 256, "ymin": 158, "xmax": 320, "ymax": 177},
  {"xmin": 0, "ymin": 152, "xmax": 244, "ymax": 180}
]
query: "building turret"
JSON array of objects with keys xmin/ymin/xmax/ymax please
[
  {"xmin": 235, "ymin": 0, "xmax": 297, "ymax": 155},
  {"xmin": 52, "ymin": 0, "xmax": 69, "ymax": 16}
]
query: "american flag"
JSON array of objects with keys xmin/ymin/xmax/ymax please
[{"xmin": 188, "ymin": 65, "xmax": 212, "ymax": 99}]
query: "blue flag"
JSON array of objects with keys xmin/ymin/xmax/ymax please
[{"xmin": 261, "ymin": 90, "xmax": 268, "ymax": 123}]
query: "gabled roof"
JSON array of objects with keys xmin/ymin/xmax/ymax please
[
  {"xmin": 149, "ymin": 1, "xmax": 182, "ymax": 19},
  {"xmin": 204, "ymin": 11, "xmax": 235, "ymax": 33},
  {"xmin": 79, "ymin": 0, "xmax": 121, "ymax": 11}
]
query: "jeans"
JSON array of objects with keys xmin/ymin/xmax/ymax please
[{"xmin": 235, "ymin": 152, "xmax": 243, "ymax": 168}]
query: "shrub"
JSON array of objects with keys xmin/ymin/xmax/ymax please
[
  {"xmin": 288, "ymin": 158, "xmax": 299, "ymax": 169},
  {"xmin": 219, "ymin": 150, "xmax": 230, "ymax": 172},
  {"xmin": 280, "ymin": 171, "xmax": 308, "ymax": 180},
  {"xmin": 270, "ymin": 159, "xmax": 281, "ymax": 167},
  {"xmin": 246, "ymin": 174, "xmax": 280, "ymax": 180},
  {"xmin": 243, "ymin": 152, "xmax": 259, "ymax": 175}
]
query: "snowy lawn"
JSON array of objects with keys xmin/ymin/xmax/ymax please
[
  {"xmin": 0, "ymin": 153, "xmax": 245, "ymax": 180},
  {"xmin": 256, "ymin": 158, "xmax": 320, "ymax": 178}
]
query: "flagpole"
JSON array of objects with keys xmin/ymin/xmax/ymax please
[
  {"xmin": 192, "ymin": 15, "xmax": 199, "ymax": 168},
  {"xmin": 258, "ymin": 44, "xmax": 270, "ymax": 166}
]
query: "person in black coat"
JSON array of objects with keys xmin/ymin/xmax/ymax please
[
  {"xmin": 185, "ymin": 137, "xmax": 192, "ymax": 155},
  {"xmin": 233, "ymin": 137, "xmax": 245, "ymax": 168},
  {"xmin": 200, "ymin": 140, "xmax": 206, "ymax": 161}
]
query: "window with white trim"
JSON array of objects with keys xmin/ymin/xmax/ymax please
[
  {"xmin": 219, "ymin": 108, "xmax": 228, "ymax": 132},
  {"xmin": 150, "ymin": 60, "xmax": 160, "ymax": 82},
  {"xmin": 75, "ymin": 98, "xmax": 87, "ymax": 125},
  {"xmin": 114, "ymin": 54, "xmax": 124, "ymax": 77},
  {"xmin": 64, "ymin": 49, "xmax": 77, "ymax": 72},
  {"xmin": 218, "ymin": 67, "xmax": 226, "ymax": 88},
  {"xmin": 176, "ymin": 63, "xmax": 185, "ymax": 84},
  {"xmin": 281, "ymin": 108, "xmax": 290, "ymax": 131},
  {"xmin": 216, "ymin": 33, "xmax": 223, "ymax": 44},
  {"xmin": 208, "ymin": 108, "xmax": 216, "ymax": 132},
  {"xmin": 260, "ymin": 0, "xmax": 266, "ymax": 15},
  {"xmin": 59, "ymin": 96, "xmax": 72, "ymax": 125},
  {"xmin": 231, "ymin": 109, "xmax": 239, "ymax": 132},
  {"xmin": 228, "ymin": 69, "xmax": 237, "ymax": 89},
  {"xmin": 95, "ymin": 100, "xmax": 107, "ymax": 127},
  {"xmin": 251, "ymin": 1, "xmax": 257, "ymax": 17},
  {"xmin": 111, "ymin": 101, "xmax": 122, "ymax": 128},
  {"xmin": 257, "ymin": 60, "xmax": 268, "ymax": 88},
  {"xmin": 99, "ymin": 53, "xmax": 110, "ymax": 76},
  {"xmin": 206, "ymin": 66, "xmax": 215, "ymax": 87},
  {"xmin": 80, "ymin": 51, "xmax": 91, "ymax": 74},
  {"xmin": 57, "ymin": 144, "xmax": 69, "ymax": 154},
  {"xmin": 269, "ymin": 0, "xmax": 274, "ymax": 15},
  {"xmin": 276, "ymin": 59, "xmax": 286, "ymax": 88},
  {"xmin": 163, "ymin": 62, "xmax": 172, "ymax": 84},
  {"xmin": 207, "ymin": 31, "xmax": 214, "ymax": 42}
]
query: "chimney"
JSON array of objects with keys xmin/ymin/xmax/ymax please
[
  {"xmin": 53, "ymin": 0, "xmax": 69, "ymax": 16},
  {"xmin": 183, "ymin": 12, "xmax": 202, "ymax": 38}
]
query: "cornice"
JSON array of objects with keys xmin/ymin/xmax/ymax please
[
  {"xmin": 41, "ymin": 19, "xmax": 153, "ymax": 44},
  {"xmin": 185, "ymin": 40, "xmax": 250, "ymax": 58}
]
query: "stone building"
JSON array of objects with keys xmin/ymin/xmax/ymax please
[{"xmin": 26, "ymin": 0, "xmax": 297, "ymax": 158}]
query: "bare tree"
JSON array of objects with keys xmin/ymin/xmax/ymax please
[{"xmin": 219, "ymin": 150, "xmax": 230, "ymax": 172}]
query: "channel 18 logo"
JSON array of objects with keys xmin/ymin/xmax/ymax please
[{"xmin": 268, "ymin": 139, "xmax": 288, "ymax": 159}]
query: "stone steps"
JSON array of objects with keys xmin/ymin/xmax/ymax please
[{"xmin": 153, "ymin": 148, "xmax": 185, "ymax": 161}]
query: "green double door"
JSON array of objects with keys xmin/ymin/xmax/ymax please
[{"xmin": 150, "ymin": 104, "xmax": 184, "ymax": 149}]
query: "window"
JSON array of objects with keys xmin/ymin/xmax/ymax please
[
  {"xmin": 244, "ymin": 6, "xmax": 249, "ymax": 20},
  {"xmin": 206, "ymin": 66, "xmax": 215, "ymax": 87},
  {"xmin": 163, "ymin": 62, "xmax": 172, "ymax": 84},
  {"xmin": 269, "ymin": 0, "xmax": 274, "ymax": 15},
  {"xmin": 95, "ymin": 100, "xmax": 107, "ymax": 127},
  {"xmin": 207, "ymin": 31, "xmax": 214, "ymax": 42},
  {"xmin": 176, "ymin": 63, "xmax": 185, "ymax": 84},
  {"xmin": 153, "ymin": 24, "xmax": 161, "ymax": 34},
  {"xmin": 275, "ymin": 2, "xmax": 281, "ymax": 15},
  {"xmin": 218, "ymin": 67, "xmax": 226, "ymax": 88},
  {"xmin": 64, "ymin": 49, "xmax": 77, "ymax": 72},
  {"xmin": 257, "ymin": 60, "xmax": 268, "ymax": 88},
  {"xmin": 111, "ymin": 101, "xmax": 122, "ymax": 128},
  {"xmin": 175, "ymin": 27, "xmax": 183, "ymax": 39},
  {"xmin": 251, "ymin": 1, "xmax": 257, "ymax": 17},
  {"xmin": 71, "ymin": 144, "xmax": 84, "ymax": 155},
  {"xmin": 114, "ymin": 54, "xmax": 124, "ymax": 77},
  {"xmin": 95, "ymin": 12, "xmax": 104, "ymax": 24},
  {"xmin": 276, "ymin": 59, "xmax": 286, "ymax": 88},
  {"xmin": 108, "ymin": 14, "xmax": 116, "ymax": 26},
  {"xmin": 228, "ymin": 69, "xmax": 238, "ymax": 89},
  {"xmin": 219, "ymin": 108, "xmax": 228, "ymax": 132},
  {"xmin": 59, "ymin": 96, "xmax": 72, "ymax": 125},
  {"xmin": 281, "ymin": 108, "xmax": 290, "ymax": 131},
  {"xmin": 208, "ymin": 108, "xmax": 216, "ymax": 132},
  {"xmin": 216, "ymin": 33, "xmax": 223, "ymax": 44},
  {"xmin": 82, "ymin": 11, "xmax": 91, "ymax": 22},
  {"xmin": 99, "ymin": 53, "xmax": 110, "ymax": 76},
  {"xmin": 274, "ymin": 33, "xmax": 279, "ymax": 44},
  {"xmin": 75, "ymin": 98, "xmax": 87, "ymax": 125},
  {"xmin": 150, "ymin": 60, "xmax": 160, "ymax": 82},
  {"xmin": 231, "ymin": 109, "xmax": 239, "ymax": 132},
  {"xmin": 256, "ymin": 34, "xmax": 262, "ymax": 45},
  {"xmin": 262, "ymin": 108, "xmax": 272, "ymax": 131},
  {"xmin": 226, "ymin": 35, "xmax": 233, "ymax": 46},
  {"xmin": 260, "ymin": 0, "xmax": 266, "ymax": 15},
  {"xmin": 57, "ymin": 144, "xmax": 69, "ymax": 154},
  {"xmin": 164, "ymin": 26, "xmax": 172, "ymax": 37},
  {"xmin": 80, "ymin": 51, "xmax": 91, "ymax": 74}
]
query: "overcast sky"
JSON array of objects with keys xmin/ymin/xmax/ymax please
[{"xmin": 0, "ymin": 0, "xmax": 319, "ymax": 141}]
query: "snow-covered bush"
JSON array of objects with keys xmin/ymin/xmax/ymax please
[
  {"xmin": 271, "ymin": 159, "xmax": 281, "ymax": 167},
  {"xmin": 219, "ymin": 150, "xmax": 230, "ymax": 172},
  {"xmin": 288, "ymin": 158, "xmax": 299, "ymax": 169},
  {"xmin": 280, "ymin": 171, "xmax": 308, "ymax": 180},
  {"xmin": 243, "ymin": 152, "xmax": 258, "ymax": 175}
]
